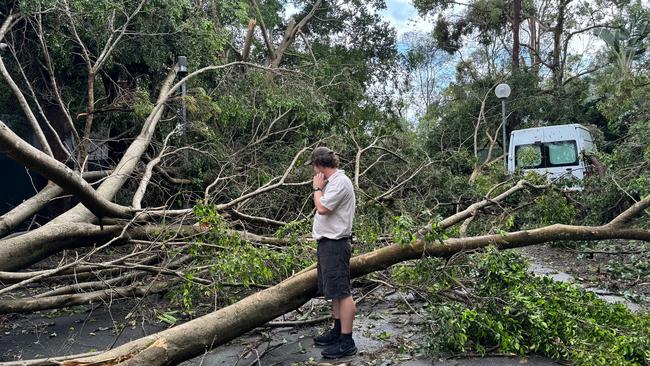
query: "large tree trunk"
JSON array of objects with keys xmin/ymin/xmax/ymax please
[
  {"xmin": 552, "ymin": 0, "xmax": 568, "ymax": 91},
  {"xmin": 49, "ymin": 221, "xmax": 649, "ymax": 366},
  {"xmin": 512, "ymin": 0, "xmax": 521, "ymax": 71},
  {"xmin": 529, "ymin": 16, "xmax": 540, "ymax": 74}
]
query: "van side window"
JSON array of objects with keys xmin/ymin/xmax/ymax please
[
  {"xmin": 515, "ymin": 140, "xmax": 578, "ymax": 169},
  {"xmin": 515, "ymin": 144, "xmax": 543, "ymax": 168}
]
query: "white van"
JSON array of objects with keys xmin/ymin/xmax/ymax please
[{"xmin": 507, "ymin": 124, "xmax": 598, "ymax": 182}]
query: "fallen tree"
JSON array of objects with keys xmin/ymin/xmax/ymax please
[
  {"xmin": 35, "ymin": 196, "xmax": 646, "ymax": 366},
  {"xmin": 0, "ymin": 65, "xmax": 178, "ymax": 270}
]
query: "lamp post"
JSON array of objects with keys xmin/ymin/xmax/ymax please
[
  {"xmin": 177, "ymin": 56, "xmax": 191, "ymax": 208},
  {"xmin": 177, "ymin": 56, "xmax": 188, "ymax": 134},
  {"xmin": 495, "ymin": 83, "xmax": 511, "ymax": 170}
]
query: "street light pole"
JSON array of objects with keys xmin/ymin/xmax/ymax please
[
  {"xmin": 495, "ymin": 83, "xmax": 511, "ymax": 171},
  {"xmin": 177, "ymin": 56, "xmax": 190, "ymax": 209},
  {"xmin": 177, "ymin": 56, "xmax": 188, "ymax": 135},
  {"xmin": 501, "ymin": 99, "xmax": 507, "ymax": 170}
]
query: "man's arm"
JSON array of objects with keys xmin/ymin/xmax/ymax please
[
  {"xmin": 313, "ymin": 190, "xmax": 330, "ymax": 215},
  {"xmin": 313, "ymin": 172, "xmax": 330, "ymax": 215}
]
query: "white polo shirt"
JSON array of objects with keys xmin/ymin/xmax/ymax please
[{"xmin": 312, "ymin": 169, "xmax": 356, "ymax": 240}]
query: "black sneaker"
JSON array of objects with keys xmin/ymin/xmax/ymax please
[
  {"xmin": 321, "ymin": 338, "xmax": 357, "ymax": 359},
  {"xmin": 313, "ymin": 327, "xmax": 340, "ymax": 346}
]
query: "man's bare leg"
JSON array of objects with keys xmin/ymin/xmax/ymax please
[{"xmin": 339, "ymin": 295, "xmax": 355, "ymax": 333}]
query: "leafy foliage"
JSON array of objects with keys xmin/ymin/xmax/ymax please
[
  {"xmin": 393, "ymin": 248, "xmax": 650, "ymax": 365},
  {"xmin": 168, "ymin": 205, "xmax": 314, "ymax": 310}
]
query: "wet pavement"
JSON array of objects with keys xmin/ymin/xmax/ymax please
[
  {"xmin": 526, "ymin": 254, "xmax": 642, "ymax": 312},
  {"xmin": 0, "ymin": 300, "xmax": 167, "ymax": 361},
  {"xmin": 180, "ymin": 291, "xmax": 558, "ymax": 366}
]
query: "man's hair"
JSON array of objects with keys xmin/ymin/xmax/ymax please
[{"xmin": 309, "ymin": 146, "xmax": 340, "ymax": 168}]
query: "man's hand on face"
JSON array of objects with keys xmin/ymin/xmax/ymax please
[{"xmin": 313, "ymin": 172, "xmax": 326, "ymax": 190}]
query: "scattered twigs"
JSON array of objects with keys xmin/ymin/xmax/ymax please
[
  {"xmin": 265, "ymin": 315, "xmax": 330, "ymax": 328},
  {"xmin": 352, "ymin": 134, "xmax": 409, "ymax": 190},
  {"xmin": 375, "ymin": 160, "xmax": 434, "ymax": 201}
]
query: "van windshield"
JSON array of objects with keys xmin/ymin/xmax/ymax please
[{"xmin": 515, "ymin": 140, "xmax": 578, "ymax": 169}]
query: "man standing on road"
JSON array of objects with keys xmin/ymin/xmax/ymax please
[{"xmin": 307, "ymin": 146, "xmax": 357, "ymax": 358}]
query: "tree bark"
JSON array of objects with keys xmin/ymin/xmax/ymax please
[
  {"xmin": 528, "ymin": 16, "xmax": 540, "ymax": 74},
  {"xmin": 241, "ymin": 19, "xmax": 256, "ymax": 62},
  {"xmin": 512, "ymin": 0, "xmax": 521, "ymax": 71},
  {"xmin": 552, "ymin": 0, "xmax": 568, "ymax": 91},
  {"xmin": 78, "ymin": 70, "xmax": 96, "ymax": 170},
  {"xmin": 0, "ymin": 12, "xmax": 19, "ymax": 42}
]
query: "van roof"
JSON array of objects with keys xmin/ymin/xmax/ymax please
[{"xmin": 511, "ymin": 123, "xmax": 588, "ymax": 135}]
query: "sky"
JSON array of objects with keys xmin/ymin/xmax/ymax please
[
  {"xmin": 284, "ymin": 0, "xmax": 434, "ymax": 41},
  {"xmin": 378, "ymin": 0, "xmax": 611, "ymax": 52},
  {"xmin": 286, "ymin": 0, "xmax": 616, "ymax": 57},
  {"xmin": 379, "ymin": 0, "xmax": 434, "ymax": 38},
  {"xmin": 376, "ymin": 0, "xmax": 608, "ymax": 122}
]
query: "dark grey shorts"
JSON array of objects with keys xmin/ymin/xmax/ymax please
[{"xmin": 316, "ymin": 237, "xmax": 352, "ymax": 300}]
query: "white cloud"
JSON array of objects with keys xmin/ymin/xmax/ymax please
[{"xmin": 380, "ymin": 0, "xmax": 434, "ymax": 37}]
